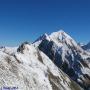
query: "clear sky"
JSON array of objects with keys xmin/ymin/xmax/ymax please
[{"xmin": 0, "ymin": 0, "xmax": 90, "ymax": 46}]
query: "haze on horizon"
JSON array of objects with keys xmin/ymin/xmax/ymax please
[{"xmin": 0, "ymin": 0, "xmax": 90, "ymax": 46}]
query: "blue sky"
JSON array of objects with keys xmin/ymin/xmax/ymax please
[{"xmin": 0, "ymin": 0, "xmax": 90, "ymax": 46}]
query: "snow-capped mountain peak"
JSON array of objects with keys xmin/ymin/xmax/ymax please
[
  {"xmin": 49, "ymin": 30, "xmax": 78, "ymax": 48},
  {"xmin": 34, "ymin": 30, "xmax": 80, "ymax": 50},
  {"xmin": 33, "ymin": 30, "xmax": 90, "ymax": 90},
  {"xmin": 50, "ymin": 30, "xmax": 71, "ymax": 40},
  {"xmin": 82, "ymin": 42, "xmax": 90, "ymax": 52}
]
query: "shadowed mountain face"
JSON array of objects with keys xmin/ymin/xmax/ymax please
[
  {"xmin": 34, "ymin": 30, "xmax": 90, "ymax": 90},
  {"xmin": 0, "ymin": 42, "xmax": 83, "ymax": 90}
]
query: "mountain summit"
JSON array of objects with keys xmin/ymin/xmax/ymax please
[
  {"xmin": 50, "ymin": 30, "xmax": 72, "ymax": 41},
  {"xmin": 34, "ymin": 30, "xmax": 79, "ymax": 48},
  {"xmin": 82, "ymin": 42, "xmax": 90, "ymax": 52}
]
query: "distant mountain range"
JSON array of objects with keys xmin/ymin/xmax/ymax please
[
  {"xmin": 0, "ymin": 30, "xmax": 90, "ymax": 90},
  {"xmin": 81, "ymin": 42, "xmax": 90, "ymax": 52}
]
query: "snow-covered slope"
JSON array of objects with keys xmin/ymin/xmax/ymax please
[
  {"xmin": 34, "ymin": 30, "xmax": 90, "ymax": 90},
  {"xmin": 0, "ymin": 46, "xmax": 18, "ymax": 55},
  {"xmin": 0, "ymin": 42, "xmax": 82, "ymax": 90}
]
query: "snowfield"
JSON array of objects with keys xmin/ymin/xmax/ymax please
[{"xmin": 0, "ymin": 42, "xmax": 83, "ymax": 90}]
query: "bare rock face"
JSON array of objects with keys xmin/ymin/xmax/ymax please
[
  {"xmin": 0, "ymin": 42, "xmax": 83, "ymax": 90},
  {"xmin": 34, "ymin": 30, "xmax": 90, "ymax": 90}
]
